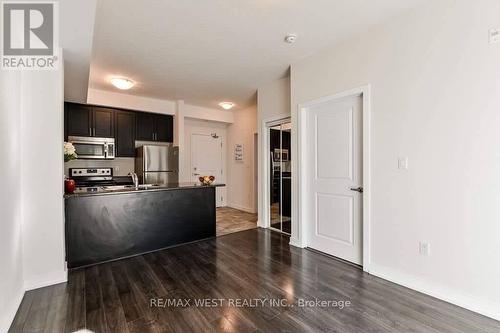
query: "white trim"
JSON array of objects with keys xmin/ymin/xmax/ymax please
[
  {"xmin": 296, "ymin": 85, "xmax": 372, "ymax": 272},
  {"xmin": 289, "ymin": 237, "xmax": 306, "ymax": 248},
  {"xmin": 369, "ymin": 263, "xmax": 500, "ymax": 321},
  {"xmin": 259, "ymin": 114, "xmax": 292, "ymax": 230},
  {"xmin": 23, "ymin": 270, "xmax": 68, "ymax": 291},
  {"xmin": 227, "ymin": 203, "xmax": 255, "ymax": 214}
]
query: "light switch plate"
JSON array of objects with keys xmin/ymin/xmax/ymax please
[
  {"xmin": 398, "ymin": 157, "xmax": 408, "ymax": 170},
  {"xmin": 489, "ymin": 28, "xmax": 500, "ymax": 44},
  {"xmin": 419, "ymin": 242, "xmax": 431, "ymax": 256}
]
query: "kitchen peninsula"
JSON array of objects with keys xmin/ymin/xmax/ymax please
[{"xmin": 65, "ymin": 183, "xmax": 223, "ymax": 268}]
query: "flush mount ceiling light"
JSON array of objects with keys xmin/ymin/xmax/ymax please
[
  {"xmin": 219, "ymin": 102, "xmax": 235, "ymax": 110},
  {"xmin": 110, "ymin": 77, "xmax": 135, "ymax": 90},
  {"xmin": 284, "ymin": 33, "xmax": 297, "ymax": 44}
]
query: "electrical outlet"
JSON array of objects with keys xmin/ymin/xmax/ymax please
[
  {"xmin": 489, "ymin": 28, "xmax": 500, "ymax": 44},
  {"xmin": 398, "ymin": 157, "xmax": 408, "ymax": 170},
  {"xmin": 419, "ymin": 242, "xmax": 430, "ymax": 256}
]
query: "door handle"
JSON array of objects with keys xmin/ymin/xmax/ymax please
[
  {"xmin": 350, "ymin": 187, "xmax": 363, "ymax": 193},
  {"xmin": 193, "ymin": 173, "xmax": 200, "ymax": 176}
]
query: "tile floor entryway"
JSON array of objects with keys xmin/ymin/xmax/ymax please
[{"xmin": 216, "ymin": 207, "xmax": 257, "ymax": 236}]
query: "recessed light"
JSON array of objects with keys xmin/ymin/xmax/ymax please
[
  {"xmin": 110, "ymin": 77, "xmax": 135, "ymax": 90},
  {"xmin": 219, "ymin": 102, "xmax": 235, "ymax": 110},
  {"xmin": 284, "ymin": 34, "xmax": 297, "ymax": 44}
]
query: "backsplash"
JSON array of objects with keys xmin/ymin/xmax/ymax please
[{"xmin": 64, "ymin": 157, "xmax": 135, "ymax": 177}]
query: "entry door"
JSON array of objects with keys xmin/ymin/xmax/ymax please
[
  {"xmin": 306, "ymin": 95, "xmax": 362, "ymax": 265},
  {"xmin": 191, "ymin": 133, "xmax": 225, "ymax": 207}
]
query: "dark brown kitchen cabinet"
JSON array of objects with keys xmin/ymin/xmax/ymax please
[
  {"xmin": 65, "ymin": 103, "xmax": 114, "ymax": 138},
  {"xmin": 156, "ymin": 114, "xmax": 174, "ymax": 142},
  {"xmin": 136, "ymin": 112, "xmax": 155, "ymax": 141},
  {"xmin": 136, "ymin": 112, "xmax": 173, "ymax": 142},
  {"xmin": 114, "ymin": 110, "xmax": 136, "ymax": 157},
  {"xmin": 65, "ymin": 103, "xmax": 174, "ymax": 153},
  {"xmin": 65, "ymin": 103, "xmax": 92, "ymax": 137},
  {"xmin": 93, "ymin": 107, "xmax": 114, "ymax": 138}
]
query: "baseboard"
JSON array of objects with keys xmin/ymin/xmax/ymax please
[
  {"xmin": 227, "ymin": 203, "xmax": 256, "ymax": 214},
  {"xmin": 23, "ymin": 269, "xmax": 68, "ymax": 291},
  {"xmin": 1, "ymin": 288, "xmax": 25, "ymax": 333},
  {"xmin": 369, "ymin": 263, "xmax": 500, "ymax": 321},
  {"xmin": 289, "ymin": 237, "xmax": 306, "ymax": 248}
]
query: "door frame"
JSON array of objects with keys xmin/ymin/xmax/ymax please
[
  {"xmin": 260, "ymin": 115, "xmax": 292, "ymax": 232},
  {"xmin": 297, "ymin": 85, "xmax": 371, "ymax": 272}
]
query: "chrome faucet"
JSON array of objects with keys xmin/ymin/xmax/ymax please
[{"xmin": 128, "ymin": 172, "xmax": 139, "ymax": 188}]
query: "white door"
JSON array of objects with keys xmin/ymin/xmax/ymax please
[
  {"xmin": 306, "ymin": 95, "xmax": 362, "ymax": 265},
  {"xmin": 191, "ymin": 133, "xmax": 225, "ymax": 207}
]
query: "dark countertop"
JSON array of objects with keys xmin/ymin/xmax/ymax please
[{"xmin": 64, "ymin": 182, "xmax": 225, "ymax": 198}]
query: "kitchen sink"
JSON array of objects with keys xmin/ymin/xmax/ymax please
[
  {"xmin": 101, "ymin": 184, "xmax": 161, "ymax": 191},
  {"xmin": 137, "ymin": 184, "xmax": 161, "ymax": 189},
  {"xmin": 102, "ymin": 185, "xmax": 134, "ymax": 191}
]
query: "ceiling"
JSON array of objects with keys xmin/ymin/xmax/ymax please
[{"xmin": 80, "ymin": 0, "xmax": 427, "ymax": 110}]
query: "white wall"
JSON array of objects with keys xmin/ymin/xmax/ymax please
[
  {"xmin": 257, "ymin": 76, "xmax": 291, "ymax": 225},
  {"xmin": 21, "ymin": 60, "xmax": 67, "ymax": 290},
  {"xmin": 227, "ymin": 105, "xmax": 258, "ymax": 212},
  {"xmin": 184, "ymin": 103, "xmax": 234, "ymax": 123},
  {"xmin": 0, "ymin": 71, "xmax": 25, "ymax": 333},
  {"xmin": 60, "ymin": 0, "xmax": 97, "ymax": 103},
  {"xmin": 87, "ymin": 88, "xmax": 176, "ymax": 114},
  {"xmin": 290, "ymin": 0, "xmax": 500, "ymax": 319},
  {"xmin": 0, "ymin": 52, "xmax": 65, "ymax": 331}
]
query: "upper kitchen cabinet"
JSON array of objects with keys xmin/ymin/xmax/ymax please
[
  {"xmin": 92, "ymin": 107, "xmax": 114, "ymax": 138},
  {"xmin": 136, "ymin": 112, "xmax": 155, "ymax": 141},
  {"xmin": 65, "ymin": 103, "xmax": 92, "ymax": 137},
  {"xmin": 114, "ymin": 110, "xmax": 136, "ymax": 157},
  {"xmin": 155, "ymin": 114, "xmax": 174, "ymax": 142},
  {"xmin": 136, "ymin": 112, "xmax": 173, "ymax": 142},
  {"xmin": 65, "ymin": 103, "xmax": 114, "ymax": 138}
]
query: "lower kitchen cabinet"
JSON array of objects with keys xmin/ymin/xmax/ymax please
[{"xmin": 65, "ymin": 186, "xmax": 217, "ymax": 268}]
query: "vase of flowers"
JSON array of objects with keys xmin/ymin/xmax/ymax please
[{"xmin": 64, "ymin": 142, "xmax": 77, "ymax": 162}]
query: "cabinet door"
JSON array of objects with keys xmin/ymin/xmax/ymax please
[
  {"xmin": 115, "ymin": 111, "xmax": 136, "ymax": 157},
  {"xmin": 136, "ymin": 112, "xmax": 155, "ymax": 141},
  {"xmin": 66, "ymin": 103, "xmax": 92, "ymax": 137},
  {"xmin": 93, "ymin": 107, "xmax": 114, "ymax": 138},
  {"xmin": 155, "ymin": 114, "xmax": 173, "ymax": 142}
]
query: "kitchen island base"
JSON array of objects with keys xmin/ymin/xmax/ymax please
[{"xmin": 65, "ymin": 186, "xmax": 216, "ymax": 268}]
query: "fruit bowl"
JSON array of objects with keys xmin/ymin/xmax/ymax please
[{"xmin": 199, "ymin": 175, "xmax": 215, "ymax": 185}]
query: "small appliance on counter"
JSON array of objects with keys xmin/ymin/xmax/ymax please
[
  {"xmin": 135, "ymin": 145, "xmax": 179, "ymax": 185},
  {"xmin": 69, "ymin": 167, "xmax": 134, "ymax": 193}
]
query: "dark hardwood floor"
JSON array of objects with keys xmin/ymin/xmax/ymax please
[{"xmin": 9, "ymin": 229, "xmax": 500, "ymax": 333}]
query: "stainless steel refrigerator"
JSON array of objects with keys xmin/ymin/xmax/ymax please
[{"xmin": 135, "ymin": 145, "xmax": 179, "ymax": 184}]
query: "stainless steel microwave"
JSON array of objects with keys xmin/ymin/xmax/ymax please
[{"xmin": 68, "ymin": 136, "xmax": 115, "ymax": 159}]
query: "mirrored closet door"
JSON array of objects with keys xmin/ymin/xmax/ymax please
[{"xmin": 268, "ymin": 120, "xmax": 291, "ymax": 235}]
